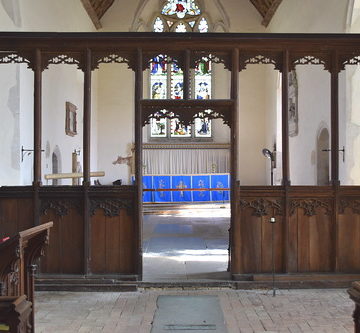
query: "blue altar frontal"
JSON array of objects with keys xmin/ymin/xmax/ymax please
[{"xmin": 141, "ymin": 174, "xmax": 230, "ymax": 203}]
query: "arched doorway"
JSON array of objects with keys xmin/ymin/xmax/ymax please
[{"xmin": 317, "ymin": 127, "xmax": 330, "ymax": 185}]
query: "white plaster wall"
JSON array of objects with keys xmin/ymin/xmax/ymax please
[
  {"xmin": 42, "ymin": 66, "xmax": 85, "ymax": 185},
  {"xmin": 268, "ymin": 0, "xmax": 349, "ymax": 32},
  {"xmin": 97, "ymin": 64, "xmax": 135, "ymax": 185},
  {"xmin": 289, "ymin": 66, "xmax": 331, "ymax": 185},
  {"xmin": 239, "ymin": 65, "xmax": 267, "ymax": 185}
]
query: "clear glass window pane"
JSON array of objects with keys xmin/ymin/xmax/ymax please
[{"xmin": 151, "ymin": 118, "xmax": 167, "ymax": 137}]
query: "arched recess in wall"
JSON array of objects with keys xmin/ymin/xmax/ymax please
[
  {"xmin": 130, "ymin": 0, "xmax": 229, "ymax": 32},
  {"xmin": 316, "ymin": 126, "xmax": 330, "ymax": 186},
  {"xmin": 52, "ymin": 146, "xmax": 62, "ymax": 185}
]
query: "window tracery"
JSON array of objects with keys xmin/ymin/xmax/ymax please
[{"xmin": 149, "ymin": 0, "xmax": 212, "ymax": 140}]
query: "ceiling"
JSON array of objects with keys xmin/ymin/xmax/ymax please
[{"xmin": 80, "ymin": 0, "xmax": 283, "ymax": 30}]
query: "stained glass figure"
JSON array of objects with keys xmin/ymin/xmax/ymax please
[
  {"xmin": 198, "ymin": 17, "xmax": 209, "ymax": 32},
  {"xmin": 195, "ymin": 118, "xmax": 211, "ymax": 137},
  {"xmin": 154, "ymin": 17, "xmax": 165, "ymax": 32},
  {"xmin": 175, "ymin": 22, "xmax": 187, "ymax": 32},
  {"xmin": 150, "ymin": 118, "xmax": 167, "ymax": 137},
  {"xmin": 171, "ymin": 119, "xmax": 191, "ymax": 137}
]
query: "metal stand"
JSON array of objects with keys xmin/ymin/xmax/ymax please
[{"xmin": 270, "ymin": 216, "xmax": 276, "ymax": 297}]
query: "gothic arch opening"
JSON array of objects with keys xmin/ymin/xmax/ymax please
[{"xmin": 317, "ymin": 127, "xmax": 330, "ymax": 186}]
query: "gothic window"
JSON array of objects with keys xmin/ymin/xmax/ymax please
[{"xmin": 150, "ymin": 0, "xmax": 212, "ymax": 140}]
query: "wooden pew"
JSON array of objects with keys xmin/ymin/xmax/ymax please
[
  {"xmin": 0, "ymin": 296, "xmax": 32, "ymax": 333},
  {"xmin": 0, "ymin": 222, "xmax": 53, "ymax": 333},
  {"xmin": 348, "ymin": 281, "xmax": 360, "ymax": 333}
]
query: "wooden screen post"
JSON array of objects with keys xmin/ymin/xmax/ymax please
[
  {"xmin": 282, "ymin": 50, "xmax": 291, "ymax": 273},
  {"xmin": 230, "ymin": 48, "xmax": 239, "ymax": 273},
  {"xmin": 135, "ymin": 48, "xmax": 143, "ymax": 277},
  {"xmin": 183, "ymin": 49, "xmax": 190, "ymax": 99},
  {"xmin": 331, "ymin": 50, "xmax": 340, "ymax": 271},
  {"xmin": 83, "ymin": 48, "xmax": 92, "ymax": 275},
  {"xmin": 33, "ymin": 49, "xmax": 42, "ymax": 226}
]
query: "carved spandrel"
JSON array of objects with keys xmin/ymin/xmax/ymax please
[
  {"xmin": 339, "ymin": 198, "xmax": 360, "ymax": 214},
  {"xmin": 289, "ymin": 199, "xmax": 331, "ymax": 216},
  {"xmin": 340, "ymin": 54, "xmax": 360, "ymax": 71},
  {"xmin": 42, "ymin": 53, "xmax": 82, "ymax": 71},
  {"xmin": 40, "ymin": 199, "xmax": 82, "ymax": 217},
  {"xmin": 0, "ymin": 52, "xmax": 33, "ymax": 69},
  {"xmin": 191, "ymin": 52, "xmax": 231, "ymax": 70},
  {"xmin": 290, "ymin": 53, "xmax": 331, "ymax": 72},
  {"xmin": 239, "ymin": 198, "xmax": 283, "ymax": 217},
  {"xmin": 90, "ymin": 198, "xmax": 134, "ymax": 216},
  {"xmin": 92, "ymin": 51, "xmax": 134, "ymax": 70},
  {"xmin": 239, "ymin": 52, "xmax": 282, "ymax": 72}
]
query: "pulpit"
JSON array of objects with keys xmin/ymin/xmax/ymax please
[
  {"xmin": 0, "ymin": 222, "xmax": 53, "ymax": 333},
  {"xmin": 348, "ymin": 281, "xmax": 360, "ymax": 333}
]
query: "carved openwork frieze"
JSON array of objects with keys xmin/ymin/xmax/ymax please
[
  {"xmin": 290, "ymin": 54, "xmax": 331, "ymax": 72},
  {"xmin": 239, "ymin": 198, "xmax": 283, "ymax": 217},
  {"xmin": 40, "ymin": 199, "xmax": 82, "ymax": 217},
  {"xmin": 42, "ymin": 53, "xmax": 82, "ymax": 71},
  {"xmin": 338, "ymin": 198, "xmax": 360, "ymax": 214},
  {"xmin": 0, "ymin": 52, "xmax": 32, "ymax": 69},
  {"xmin": 289, "ymin": 199, "xmax": 331, "ymax": 216},
  {"xmin": 89, "ymin": 198, "xmax": 134, "ymax": 216},
  {"xmin": 239, "ymin": 52, "xmax": 282, "ymax": 72},
  {"xmin": 191, "ymin": 52, "xmax": 231, "ymax": 70},
  {"xmin": 339, "ymin": 54, "xmax": 360, "ymax": 71},
  {"xmin": 92, "ymin": 51, "xmax": 134, "ymax": 70},
  {"xmin": 141, "ymin": 99, "xmax": 233, "ymax": 127}
]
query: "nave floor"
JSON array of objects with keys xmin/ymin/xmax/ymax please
[
  {"xmin": 35, "ymin": 288, "xmax": 354, "ymax": 332},
  {"xmin": 142, "ymin": 204, "xmax": 231, "ymax": 281}
]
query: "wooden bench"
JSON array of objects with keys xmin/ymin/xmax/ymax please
[
  {"xmin": 0, "ymin": 222, "xmax": 53, "ymax": 333},
  {"xmin": 348, "ymin": 281, "xmax": 360, "ymax": 333}
]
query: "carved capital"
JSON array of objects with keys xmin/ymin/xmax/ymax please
[
  {"xmin": 239, "ymin": 198, "xmax": 283, "ymax": 217},
  {"xmin": 90, "ymin": 198, "xmax": 134, "ymax": 216},
  {"xmin": 289, "ymin": 199, "xmax": 331, "ymax": 216}
]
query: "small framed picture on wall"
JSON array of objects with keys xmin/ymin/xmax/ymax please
[{"xmin": 65, "ymin": 101, "xmax": 77, "ymax": 136}]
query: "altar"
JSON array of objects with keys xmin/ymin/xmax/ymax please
[{"xmin": 142, "ymin": 173, "xmax": 230, "ymax": 203}]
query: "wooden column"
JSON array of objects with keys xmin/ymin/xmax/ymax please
[
  {"xmin": 281, "ymin": 50, "xmax": 291, "ymax": 273},
  {"xmin": 183, "ymin": 49, "xmax": 191, "ymax": 99},
  {"xmin": 331, "ymin": 51, "xmax": 340, "ymax": 185},
  {"xmin": 281, "ymin": 50, "xmax": 290, "ymax": 186},
  {"xmin": 135, "ymin": 48, "xmax": 143, "ymax": 277},
  {"xmin": 230, "ymin": 48, "xmax": 239, "ymax": 273},
  {"xmin": 83, "ymin": 48, "xmax": 92, "ymax": 186},
  {"xmin": 330, "ymin": 50, "xmax": 340, "ymax": 271},
  {"xmin": 82, "ymin": 48, "xmax": 92, "ymax": 275},
  {"xmin": 33, "ymin": 48, "xmax": 42, "ymax": 226}
]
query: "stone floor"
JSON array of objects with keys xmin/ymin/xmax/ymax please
[
  {"xmin": 35, "ymin": 288, "xmax": 354, "ymax": 333},
  {"xmin": 142, "ymin": 204, "xmax": 231, "ymax": 281}
]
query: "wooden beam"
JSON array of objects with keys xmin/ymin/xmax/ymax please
[
  {"xmin": 262, "ymin": 0, "xmax": 283, "ymax": 27},
  {"xmin": 80, "ymin": 0, "xmax": 102, "ymax": 30}
]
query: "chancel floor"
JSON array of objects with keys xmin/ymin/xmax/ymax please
[
  {"xmin": 142, "ymin": 204, "xmax": 231, "ymax": 281},
  {"xmin": 35, "ymin": 289, "xmax": 353, "ymax": 332}
]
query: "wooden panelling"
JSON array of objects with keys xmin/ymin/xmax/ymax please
[
  {"xmin": 338, "ymin": 208, "xmax": 360, "ymax": 272},
  {"xmin": 0, "ymin": 199, "xmax": 33, "ymax": 238},
  {"xmin": 91, "ymin": 208, "xmax": 135, "ymax": 274},
  {"xmin": 40, "ymin": 208, "xmax": 84, "ymax": 274},
  {"xmin": 236, "ymin": 196, "xmax": 284, "ymax": 274}
]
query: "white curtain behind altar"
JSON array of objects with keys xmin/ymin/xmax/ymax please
[{"xmin": 143, "ymin": 148, "xmax": 230, "ymax": 174}]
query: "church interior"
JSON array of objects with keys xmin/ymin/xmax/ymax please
[{"xmin": 1, "ymin": 0, "xmax": 360, "ymax": 332}]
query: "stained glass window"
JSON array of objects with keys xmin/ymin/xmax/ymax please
[{"xmin": 150, "ymin": 0, "xmax": 212, "ymax": 139}]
